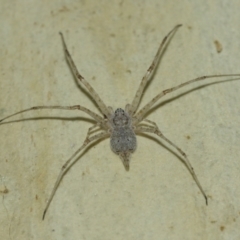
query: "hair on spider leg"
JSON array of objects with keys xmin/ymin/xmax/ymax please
[{"xmin": 1, "ymin": 24, "xmax": 240, "ymax": 220}]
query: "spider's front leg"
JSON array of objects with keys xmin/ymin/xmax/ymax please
[
  {"xmin": 127, "ymin": 24, "xmax": 182, "ymax": 116},
  {"xmin": 135, "ymin": 119, "xmax": 208, "ymax": 205}
]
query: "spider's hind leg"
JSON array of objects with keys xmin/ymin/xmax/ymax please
[
  {"xmin": 136, "ymin": 120, "xmax": 208, "ymax": 205},
  {"xmin": 42, "ymin": 127, "xmax": 110, "ymax": 220}
]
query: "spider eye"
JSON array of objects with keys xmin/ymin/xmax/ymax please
[{"xmin": 115, "ymin": 108, "xmax": 124, "ymax": 114}]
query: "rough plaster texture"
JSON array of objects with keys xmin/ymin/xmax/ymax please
[{"xmin": 0, "ymin": 1, "xmax": 240, "ymax": 239}]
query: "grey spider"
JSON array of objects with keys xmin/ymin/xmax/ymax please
[{"xmin": 1, "ymin": 24, "xmax": 240, "ymax": 220}]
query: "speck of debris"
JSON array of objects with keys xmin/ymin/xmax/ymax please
[
  {"xmin": 220, "ymin": 226, "xmax": 225, "ymax": 231},
  {"xmin": 0, "ymin": 186, "xmax": 9, "ymax": 194},
  {"xmin": 214, "ymin": 40, "xmax": 223, "ymax": 53}
]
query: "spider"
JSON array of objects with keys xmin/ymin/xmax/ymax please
[{"xmin": 1, "ymin": 24, "xmax": 240, "ymax": 220}]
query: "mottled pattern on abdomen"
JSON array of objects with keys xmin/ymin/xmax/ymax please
[{"xmin": 110, "ymin": 127, "xmax": 137, "ymax": 154}]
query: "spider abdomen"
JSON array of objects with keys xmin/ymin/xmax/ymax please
[{"xmin": 110, "ymin": 127, "xmax": 137, "ymax": 154}]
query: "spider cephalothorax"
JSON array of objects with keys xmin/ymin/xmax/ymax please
[{"xmin": 112, "ymin": 108, "xmax": 130, "ymax": 127}]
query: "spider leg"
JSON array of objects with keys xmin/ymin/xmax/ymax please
[
  {"xmin": 59, "ymin": 32, "xmax": 112, "ymax": 119},
  {"xmin": 135, "ymin": 122, "xmax": 208, "ymax": 205},
  {"xmin": 127, "ymin": 24, "xmax": 182, "ymax": 116},
  {"xmin": 0, "ymin": 105, "xmax": 104, "ymax": 124},
  {"xmin": 138, "ymin": 118, "xmax": 159, "ymax": 128},
  {"xmin": 42, "ymin": 128, "xmax": 110, "ymax": 220},
  {"xmin": 134, "ymin": 74, "xmax": 240, "ymax": 123},
  {"xmin": 87, "ymin": 122, "xmax": 106, "ymax": 136}
]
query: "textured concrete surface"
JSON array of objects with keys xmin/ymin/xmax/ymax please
[{"xmin": 0, "ymin": 1, "xmax": 240, "ymax": 239}]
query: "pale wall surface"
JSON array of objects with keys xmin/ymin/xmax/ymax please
[{"xmin": 0, "ymin": 1, "xmax": 240, "ymax": 239}]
